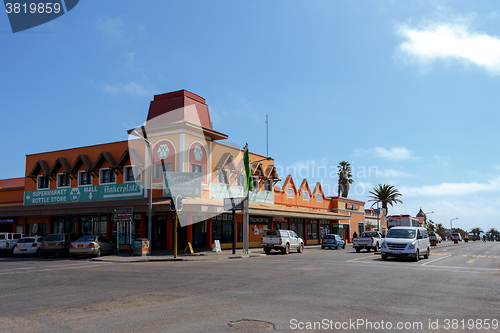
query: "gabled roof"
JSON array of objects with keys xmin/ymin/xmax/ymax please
[
  {"xmin": 69, "ymin": 155, "xmax": 94, "ymax": 173},
  {"xmin": 264, "ymin": 165, "xmax": 280, "ymax": 180},
  {"xmin": 215, "ymin": 153, "xmax": 237, "ymax": 171},
  {"xmin": 281, "ymin": 174, "xmax": 297, "ymax": 194},
  {"xmin": 312, "ymin": 182, "xmax": 324, "ymax": 198},
  {"xmin": 117, "ymin": 148, "xmax": 144, "ymax": 167},
  {"xmin": 91, "ymin": 151, "xmax": 117, "ymax": 170},
  {"xmin": 251, "ymin": 162, "xmax": 265, "ymax": 178},
  {"xmin": 49, "ymin": 157, "xmax": 71, "ymax": 175},
  {"xmin": 28, "ymin": 160, "xmax": 51, "ymax": 179},
  {"xmin": 298, "ymin": 179, "xmax": 312, "ymax": 195},
  {"xmin": 0, "ymin": 177, "xmax": 24, "ymax": 190}
]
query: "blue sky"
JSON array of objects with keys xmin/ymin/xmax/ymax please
[{"xmin": 1, "ymin": 0, "xmax": 500, "ymax": 233}]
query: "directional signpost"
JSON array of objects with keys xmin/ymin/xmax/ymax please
[
  {"xmin": 163, "ymin": 172, "xmax": 201, "ymax": 198},
  {"xmin": 224, "ymin": 197, "xmax": 245, "ymax": 254}
]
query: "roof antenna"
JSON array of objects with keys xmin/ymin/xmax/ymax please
[{"xmin": 266, "ymin": 115, "xmax": 269, "ymax": 157}]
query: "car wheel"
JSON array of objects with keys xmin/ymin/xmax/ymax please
[
  {"xmin": 374, "ymin": 243, "xmax": 379, "ymax": 252},
  {"xmin": 355, "ymin": 248, "xmax": 361, "ymax": 253},
  {"xmin": 96, "ymin": 248, "xmax": 102, "ymax": 258},
  {"xmin": 281, "ymin": 244, "xmax": 289, "ymax": 255},
  {"xmin": 381, "ymin": 254, "xmax": 388, "ymax": 260},
  {"xmin": 297, "ymin": 244, "xmax": 304, "ymax": 253},
  {"xmin": 35, "ymin": 248, "xmax": 41, "ymax": 257},
  {"xmin": 342, "ymin": 244, "xmax": 345, "ymax": 249},
  {"xmin": 424, "ymin": 247, "xmax": 429, "ymax": 259},
  {"xmin": 321, "ymin": 246, "xmax": 324, "ymax": 250},
  {"xmin": 264, "ymin": 248, "xmax": 271, "ymax": 255},
  {"xmin": 414, "ymin": 250, "xmax": 419, "ymax": 262},
  {"xmin": 335, "ymin": 245, "xmax": 338, "ymax": 250}
]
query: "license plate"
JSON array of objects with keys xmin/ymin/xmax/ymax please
[
  {"xmin": 49, "ymin": 243, "xmax": 55, "ymax": 246},
  {"xmin": 78, "ymin": 244, "xmax": 83, "ymax": 248},
  {"xmin": 268, "ymin": 245, "xmax": 273, "ymax": 247},
  {"xmin": 391, "ymin": 251, "xmax": 401, "ymax": 254},
  {"xmin": 360, "ymin": 244, "xmax": 366, "ymax": 246},
  {"xmin": 20, "ymin": 249, "xmax": 27, "ymax": 251}
]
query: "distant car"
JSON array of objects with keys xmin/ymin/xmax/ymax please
[
  {"xmin": 429, "ymin": 233, "xmax": 442, "ymax": 243},
  {"xmin": 451, "ymin": 233, "xmax": 461, "ymax": 243},
  {"xmin": 321, "ymin": 234, "xmax": 346, "ymax": 250},
  {"xmin": 13, "ymin": 237, "xmax": 44, "ymax": 257},
  {"xmin": 40, "ymin": 233, "xmax": 79, "ymax": 258},
  {"xmin": 70, "ymin": 235, "xmax": 116, "ymax": 258},
  {"xmin": 0, "ymin": 233, "xmax": 27, "ymax": 254}
]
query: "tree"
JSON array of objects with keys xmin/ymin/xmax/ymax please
[
  {"xmin": 487, "ymin": 228, "xmax": 499, "ymax": 241},
  {"xmin": 337, "ymin": 161, "xmax": 354, "ymax": 198},
  {"xmin": 367, "ymin": 184, "xmax": 403, "ymax": 215},
  {"xmin": 427, "ymin": 220, "xmax": 435, "ymax": 233},
  {"xmin": 470, "ymin": 227, "xmax": 483, "ymax": 240},
  {"xmin": 435, "ymin": 223, "xmax": 446, "ymax": 240}
]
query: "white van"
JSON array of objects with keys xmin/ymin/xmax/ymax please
[{"xmin": 380, "ymin": 227, "xmax": 430, "ymax": 261}]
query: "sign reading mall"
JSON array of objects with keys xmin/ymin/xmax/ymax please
[{"xmin": 24, "ymin": 182, "xmax": 145, "ymax": 205}]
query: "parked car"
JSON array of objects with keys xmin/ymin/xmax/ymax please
[
  {"xmin": 428, "ymin": 233, "xmax": 442, "ymax": 243},
  {"xmin": 352, "ymin": 231, "xmax": 384, "ymax": 252},
  {"xmin": 70, "ymin": 235, "xmax": 115, "ymax": 258},
  {"xmin": 0, "ymin": 233, "xmax": 27, "ymax": 254},
  {"xmin": 261, "ymin": 229, "xmax": 304, "ymax": 254},
  {"xmin": 13, "ymin": 236, "xmax": 44, "ymax": 257},
  {"xmin": 380, "ymin": 227, "xmax": 430, "ymax": 261},
  {"xmin": 40, "ymin": 233, "xmax": 79, "ymax": 258},
  {"xmin": 321, "ymin": 234, "xmax": 346, "ymax": 250},
  {"xmin": 451, "ymin": 233, "xmax": 462, "ymax": 243}
]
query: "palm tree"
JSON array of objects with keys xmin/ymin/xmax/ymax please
[
  {"xmin": 337, "ymin": 161, "xmax": 354, "ymax": 198},
  {"xmin": 470, "ymin": 227, "xmax": 483, "ymax": 240},
  {"xmin": 435, "ymin": 223, "xmax": 446, "ymax": 240},
  {"xmin": 367, "ymin": 184, "xmax": 403, "ymax": 215}
]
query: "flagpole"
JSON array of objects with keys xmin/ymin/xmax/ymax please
[{"xmin": 243, "ymin": 143, "xmax": 250, "ymax": 254}]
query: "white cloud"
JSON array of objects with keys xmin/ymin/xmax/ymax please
[
  {"xmin": 400, "ymin": 176, "xmax": 500, "ymax": 197},
  {"xmin": 356, "ymin": 147, "xmax": 413, "ymax": 160},
  {"xmin": 97, "ymin": 17, "xmax": 126, "ymax": 41},
  {"xmin": 103, "ymin": 81, "xmax": 152, "ymax": 98},
  {"xmin": 396, "ymin": 22, "xmax": 500, "ymax": 75}
]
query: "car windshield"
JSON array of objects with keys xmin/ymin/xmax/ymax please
[
  {"xmin": 265, "ymin": 230, "xmax": 279, "ymax": 236},
  {"xmin": 77, "ymin": 236, "xmax": 97, "ymax": 242},
  {"xmin": 43, "ymin": 234, "xmax": 64, "ymax": 241},
  {"xmin": 386, "ymin": 229, "xmax": 416, "ymax": 239},
  {"xmin": 362, "ymin": 232, "xmax": 378, "ymax": 237},
  {"xmin": 0, "ymin": 235, "xmax": 5, "ymax": 240},
  {"xmin": 17, "ymin": 238, "xmax": 35, "ymax": 243}
]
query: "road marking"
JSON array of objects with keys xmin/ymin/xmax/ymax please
[
  {"xmin": 346, "ymin": 255, "xmax": 375, "ymax": 262},
  {"xmin": 421, "ymin": 254, "xmax": 452, "ymax": 265},
  {"xmin": 466, "ymin": 259, "xmax": 475, "ymax": 264}
]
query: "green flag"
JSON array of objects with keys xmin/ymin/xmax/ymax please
[{"xmin": 244, "ymin": 145, "xmax": 253, "ymax": 192}]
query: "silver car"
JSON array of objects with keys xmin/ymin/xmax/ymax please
[{"xmin": 70, "ymin": 235, "xmax": 115, "ymax": 259}]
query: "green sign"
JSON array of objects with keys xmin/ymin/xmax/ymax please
[
  {"xmin": 163, "ymin": 172, "xmax": 202, "ymax": 198},
  {"xmin": 24, "ymin": 182, "xmax": 145, "ymax": 205},
  {"xmin": 210, "ymin": 183, "xmax": 274, "ymax": 205}
]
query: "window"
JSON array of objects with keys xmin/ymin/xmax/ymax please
[
  {"xmin": 303, "ymin": 191, "xmax": 309, "ymax": 201},
  {"xmin": 154, "ymin": 162, "xmax": 172, "ymax": 179},
  {"xmin": 78, "ymin": 171, "xmax": 93, "ymax": 186},
  {"xmin": 252, "ymin": 176, "xmax": 259, "ymax": 190},
  {"xmin": 191, "ymin": 164, "xmax": 203, "ymax": 174},
  {"xmin": 217, "ymin": 169, "xmax": 230, "ymax": 184},
  {"xmin": 37, "ymin": 175, "xmax": 50, "ymax": 190},
  {"xmin": 57, "ymin": 173, "xmax": 70, "ymax": 188},
  {"xmin": 124, "ymin": 165, "xmax": 142, "ymax": 182},
  {"xmin": 236, "ymin": 174, "xmax": 244, "ymax": 187},
  {"xmin": 264, "ymin": 180, "xmax": 272, "ymax": 191},
  {"xmin": 316, "ymin": 194, "xmax": 322, "ymax": 203},
  {"xmin": 286, "ymin": 188, "xmax": 294, "ymax": 199},
  {"xmin": 100, "ymin": 168, "xmax": 116, "ymax": 184}
]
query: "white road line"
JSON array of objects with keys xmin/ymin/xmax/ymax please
[
  {"xmin": 0, "ymin": 262, "xmax": 113, "ymax": 276},
  {"xmin": 421, "ymin": 254, "xmax": 452, "ymax": 266},
  {"xmin": 347, "ymin": 255, "xmax": 375, "ymax": 262}
]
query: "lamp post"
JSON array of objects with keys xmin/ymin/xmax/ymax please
[
  {"xmin": 424, "ymin": 211, "xmax": 434, "ymax": 228},
  {"xmin": 128, "ymin": 126, "xmax": 153, "ymax": 255},
  {"xmin": 450, "ymin": 217, "xmax": 458, "ymax": 231}
]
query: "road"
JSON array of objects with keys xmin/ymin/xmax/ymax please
[{"xmin": 1, "ymin": 241, "xmax": 499, "ymax": 332}]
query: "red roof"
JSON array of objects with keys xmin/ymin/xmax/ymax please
[{"xmin": 0, "ymin": 177, "xmax": 25, "ymax": 189}]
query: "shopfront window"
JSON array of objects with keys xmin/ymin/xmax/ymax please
[
  {"xmin": 212, "ymin": 214, "xmax": 232, "ymax": 244},
  {"xmin": 193, "ymin": 221, "xmax": 207, "ymax": 246},
  {"xmin": 28, "ymin": 223, "xmax": 48, "ymax": 236},
  {"xmin": 274, "ymin": 221, "xmax": 288, "ymax": 230},
  {"xmin": 111, "ymin": 215, "xmax": 140, "ymax": 245},
  {"xmin": 80, "ymin": 215, "xmax": 107, "ymax": 236},
  {"xmin": 320, "ymin": 220, "xmax": 330, "ymax": 237},
  {"xmin": 52, "ymin": 216, "xmax": 76, "ymax": 234},
  {"xmin": 291, "ymin": 218, "xmax": 304, "ymax": 239},
  {"xmin": 307, "ymin": 220, "xmax": 318, "ymax": 240}
]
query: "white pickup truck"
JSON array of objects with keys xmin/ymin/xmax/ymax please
[
  {"xmin": 261, "ymin": 229, "xmax": 304, "ymax": 255},
  {"xmin": 0, "ymin": 233, "xmax": 27, "ymax": 254},
  {"xmin": 352, "ymin": 231, "xmax": 384, "ymax": 252}
]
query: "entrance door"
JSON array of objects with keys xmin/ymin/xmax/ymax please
[
  {"xmin": 152, "ymin": 218, "xmax": 167, "ymax": 250},
  {"xmin": 177, "ymin": 225, "xmax": 187, "ymax": 250}
]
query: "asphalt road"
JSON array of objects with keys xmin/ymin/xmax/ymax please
[{"xmin": 1, "ymin": 241, "xmax": 499, "ymax": 332}]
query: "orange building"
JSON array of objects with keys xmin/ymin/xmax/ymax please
[{"xmin": 0, "ymin": 89, "xmax": 365, "ymax": 250}]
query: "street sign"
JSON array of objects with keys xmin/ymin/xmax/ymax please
[
  {"xmin": 224, "ymin": 197, "xmax": 245, "ymax": 211},
  {"xmin": 114, "ymin": 207, "xmax": 133, "ymax": 223},
  {"xmin": 163, "ymin": 172, "xmax": 202, "ymax": 198}
]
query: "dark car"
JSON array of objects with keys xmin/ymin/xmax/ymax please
[
  {"xmin": 321, "ymin": 234, "xmax": 346, "ymax": 250},
  {"xmin": 70, "ymin": 235, "xmax": 115, "ymax": 258},
  {"xmin": 40, "ymin": 233, "xmax": 79, "ymax": 258}
]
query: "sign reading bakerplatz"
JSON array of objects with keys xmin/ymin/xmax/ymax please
[{"xmin": 23, "ymin": 182, "xmax": 145, "ymax": 205}]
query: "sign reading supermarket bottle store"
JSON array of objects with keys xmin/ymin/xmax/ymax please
[{"xmin": 23, "ymin": 182, "xmax": 145, "ymax": 205}]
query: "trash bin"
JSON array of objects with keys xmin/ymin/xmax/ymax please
[{"xmin": 134, "ymin": 238, "xmax": 150, "ymax": 256}]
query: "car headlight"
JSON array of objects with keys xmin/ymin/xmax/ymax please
[
  {"xmin": 407, "ymin": 243, "xmax": 415, "ymax": 250},
  {"xmin": 381, "ymin": 242, "xmax": 387, "ymax": 249}
]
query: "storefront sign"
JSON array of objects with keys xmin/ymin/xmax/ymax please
[
  {"xmin": 0, "ymin": 218, "xmax": 14, "ymax": 224},
  {"xmin": 114, "ymin": 207, "xmax": 133, "ymax": 223},
  {"xmin": 23, "ymin": 182, "xmax": 144, "ymax": 205},
  {"xmin": 273, "ymin": 216, "xmax": 286, "ymax": 222},
  {"xmin": 163, "ymin": 172, "xmax": 201, "ymax": 198},
  {"xmin": 210, "ymin": 184, "xmax": 274, "ymax": 205},
  {"xmin": 249, "ymin": 216, "xmax": 270, "ymax": 224},
  {"xmin": 346, "ymin": 203, "xmax": 360, "ymax": 210},
  {"xmin": 224, "ymin": 197, "xmax": 245, "ymax": 211}
]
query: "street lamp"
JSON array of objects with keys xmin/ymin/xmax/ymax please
[
  {"xmin": 450, "ymin": 217, "xmax": 458, "ymax": 231},
  {"xmin": 128, "ymin": 126, "xmax": 153, "ymax": 255}
]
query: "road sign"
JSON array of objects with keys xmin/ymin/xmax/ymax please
[
  {"xmin": 163, "ymin": 172, "xmax": 202, "ymax": 198},
  {"xmin": 224, "ymin": 197, "xmax": 245, "ymax": 211},
  {"xmin": 114, "ymin": 207, "xmax": 133, "ymax": 222}
]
